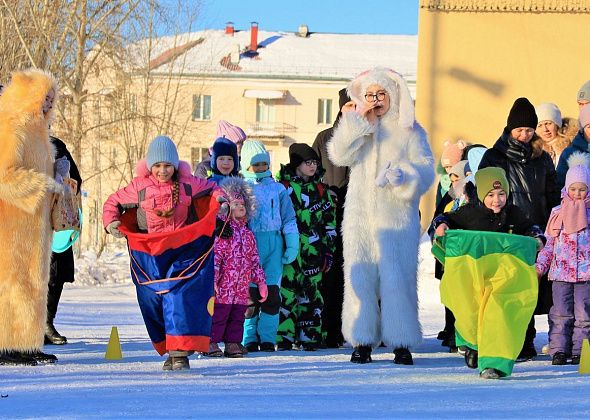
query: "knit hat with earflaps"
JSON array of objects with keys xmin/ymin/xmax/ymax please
[
  {"xmin": 475, "ymin": 167, "xmax": 510, "ymax": 203},
  {"xmin": 146, "ymin": 136, "xmax": 179, "ymax": 170},
  {"xmin": 210, "ymin": 137, "xmax": 239, "ymax": 176},
  {"xmin": 240, "ymin": 140, "xmax": 270, "ymax": 169}
]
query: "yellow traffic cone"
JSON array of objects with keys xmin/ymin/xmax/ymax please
[
  {"xmin": 105, "ymin": 326, "xmax": 123, "ymax": 360},
  {"xmin": 579, "ymin": 338, "xmax": 590, "ymax": 374}
]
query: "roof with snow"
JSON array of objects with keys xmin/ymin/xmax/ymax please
[{"xmin": 130, "ymin": 29, "xmax": 417, "ymax": 85}]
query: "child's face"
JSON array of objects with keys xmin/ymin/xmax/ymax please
[
  {"xmin": 568, "ymin": 182, "xmax": 589, "ymax": 200},
  {"xmin": 483, "ymin": 189, "xmax": 507, "ymax": 213},
  {"xmin": 216, "ymin": 155, "xmax": 234, "ymax": 175},
  {"xmin": 296, "ymin": 159, "xmax": 318, "ymax": 178},
  {"xmin": 249, "ymin": 162, "xmax": 269, "ymax": 173},
  {"xmin": 230, "ymin": 198, "xmax": 246, "ymax": 220},
  {"xmin": 151, "ymin": 162, "xmax": 175, "ymax": 183}
]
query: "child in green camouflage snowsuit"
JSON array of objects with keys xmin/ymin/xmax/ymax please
[{"xmin": 276, "ymin": 143, "xmax": 337, "ymax": 350}]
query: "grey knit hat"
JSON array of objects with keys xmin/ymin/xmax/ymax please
[
  {"xmin": 146, "ymin": 136, "xmax": 179, "ymax": 170},
  {"xmin": 578, "ymin": 80, "xmax": 590, "ymax": 102}
]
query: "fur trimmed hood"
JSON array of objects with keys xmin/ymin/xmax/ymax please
[
  {"xmin": 347, "ymin": 67, "xmax": 415, "ymax": 129},
  {"xmin": 218, "ymin": 176, "xmax": 257, "ymax": 221},
  {"xmin": 134, "ymin": 159, "xmax": 192, "ymax": 178}
]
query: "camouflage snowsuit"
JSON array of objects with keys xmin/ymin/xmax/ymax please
[{"xmin": 276, "ymin": 165, "xmax": 337, "ymax": 347}]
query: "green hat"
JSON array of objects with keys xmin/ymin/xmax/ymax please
[{"xmin": 475, "ymin": 167, "xmax": 509, "ymax": 202}]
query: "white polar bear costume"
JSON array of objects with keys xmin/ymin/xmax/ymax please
[{"xmin": 328, "ymin": 67, "xmax": 435, "ymax": 349}]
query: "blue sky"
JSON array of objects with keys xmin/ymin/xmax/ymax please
[{"xmin": 191, "ymin": 0, "xmax": 419, "ymax": 35}]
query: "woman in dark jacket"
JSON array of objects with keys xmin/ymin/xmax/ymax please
[
  {"xmin": 478, "ymin": 97, "xmax": 561, "ymax": 361},
  {"xmin": 45, "ymin": 136, "xmax": 82, "ymax": 345}
]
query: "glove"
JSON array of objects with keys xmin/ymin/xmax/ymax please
[
  {"xmin": 258, "ymin": 282, "xmax": 268, "ymax": 303},
  {"xmin": 107, "ymin": 221, "xmax": 124, "ymax": 239},
  {"xmin": 321, "ymin": 253, "xmax": 333, "ymax": 273},
  {"xmin": 375, "ymin": 161, "xmax": 391, "ymax": 188},
  {"xmin": 214, "ymin": 218, "xmax": 233, "ymax": 239},
  {"xmin": 385, "ymin": 167, "xmax": 404, "ymax": 186},
  {"xmin": 216, "ymin": 195, "xmax": 230, "ymax": 216},
  {"xmin": 282, "ymin": 232, "xmax": 299, "ymax": 264}
]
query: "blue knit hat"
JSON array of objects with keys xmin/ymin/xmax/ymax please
[
  {"xmin": 211, "ymin": 137, "xmax": 239, "ymax": 176},
  {"xmin": 146, "ymin": 136, "xmax": 179, "ymax": 170},
  {"xmin": 240, "ymin": 140, "xmax": 270, "ymax": 168}
]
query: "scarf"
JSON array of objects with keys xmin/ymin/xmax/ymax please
[{"xmin": 546, "ymin": 194, "xmax": 590, "ymax": 237}]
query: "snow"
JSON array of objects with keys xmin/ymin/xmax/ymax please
[{"xmin": 2, "ymin": 238, "xmax": 590, "ymax": 418}]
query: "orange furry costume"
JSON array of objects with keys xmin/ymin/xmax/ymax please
[{"xmin": 0, "ymin": 69, "xmax": 61, "ymax": 353}]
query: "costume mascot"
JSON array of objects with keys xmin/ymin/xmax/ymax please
[
  {"xmin": 0, "ymin": 69, "xmax": 62, "ymax": 366},
  {"xmin": 328, "ymin": 67, "xmax": 434, "ymax": 364}
]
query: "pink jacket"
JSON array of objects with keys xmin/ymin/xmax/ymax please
[
  {"xmin": 536, "ymin": 206, "xmax": 590, "ymax": 283},
  {"xmin": 214, "ymin": 218, "xmax": 266, "ymax": 304},
  {"xmin": 103, "ymin": 159, "xmax": 217, "ymax": 233}
]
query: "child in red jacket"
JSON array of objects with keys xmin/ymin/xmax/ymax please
[{"xmin": 206, "ymin": 177, "xmax": 268, "ymax": 357}]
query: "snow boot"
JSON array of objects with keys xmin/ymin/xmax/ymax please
[
  {"xmin": 480, "ymin": 368, "xmax": 504, "ymax": 379},
  {"xmin": 162, "ymin": 356, "xmax": 173, "ymax": 371},
  {"xmin": 259, "ymin": 342, "xmax": 276, "ymax": 352},
  {"xmin": 302, "ymin": 342, "xmax": 318, "ymax": 352},
  {"xmin": 245, "ymin": 342, "xmax": 259, "ymax": 353},
  {"xmin": 171, "ymin": 356, "xmax": 190, "ymax": 371},
  {"xmin": 223, "ymin": 343, "xmax": 243, "ymax": 358},
  {"xmin": 238, "ymin": 343, "xmax": 248, "ymax": 355},
  {"xmin": 30, "ymin": 351, "xmax": 58, "ymax": 364},
  {"xmin": 44, "ymin": 322, "xmax": 67, "ymax": 345},
  {"xmin": 203, "ymin": 342, "xmax": 223, "ymax": 357},
  {"xmin": 351, "ymin": 345, "xmax": 372, "ymax": 364},
  {"xmin": 571, "ymin": 355, "xmax": 581, "ymax": 365},
  {"xmin": 551, "ymin": 352, "xmax": 567, "ymax": 366},
  {"xmin": 516, "ymin": 342, "xmax": 537, "ymax": 362},
  {"xmin": 464, "ymin": 348, "xmax": 478, "ymax": 369},
  {"xmin": 393, "ymin": 347, "xmax": 413, "ymax": 365},
  {"xmin": 277, "ymin": 340, "xmax": 293, "ymax": 351},
  {"xmin": 0, "ymin": 351, "xmax": 38, "ymax": 366}
]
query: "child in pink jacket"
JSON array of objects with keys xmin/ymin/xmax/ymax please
[
  {"xmin": 206, "ymin": 177, "xmax": 268, "ymax": 358},
  {"xmin": 536, "ymin": 152, "xmax": 590, "ymax": 366}
]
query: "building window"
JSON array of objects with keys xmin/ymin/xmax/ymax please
[
  {"xmin": 192, "ymin": 95, "xmax": 212, "ymax": 121},
  {"xmin": 191, "ymin": 147, "xmax": 211, "ymax": 169},
  {"xmin": 317, "ymin": 98, "xmax": 332, "ymax": 124},
  {"xmin": 256, "ymin": 99, "xmax": 275, "ymax": 124}
]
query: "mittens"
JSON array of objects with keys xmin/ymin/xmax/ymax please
[
  {"xmin": 214, "ymin": 218, "xmax": 233, "ymax": 239},
  {"xmin": 375, "ymin": 161, "xmax": 404, "ymax": 188},
  {"xmin": 107, "ymin": 221, "xmax": 124, "ymax": 238},
  {"xmin": 282, "ymin": 232, "xmax": 299, "ymax": 264},
  {"xmin": 258, "ymin": 282, "xmax": 268, "ymax": 303}
]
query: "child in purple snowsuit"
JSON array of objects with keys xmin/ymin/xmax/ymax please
[
  {"xmin": 536, "ymin": 153, "xmax": 590, "ymax": 366},
  {"xmin": 206, "ymin": 177, "xmax": 268, "ymax": 358}
]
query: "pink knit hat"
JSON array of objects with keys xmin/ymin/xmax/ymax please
[
  {"xmin": 579, "ymin": 105, "xmax": 590, "ymax": 130},
  {"xmin": 440, "ymin": 140, "xmax": 466, "ymax": 167},
  {"xmin": 217, "ymin": 120, "xmax": 246, "ymax": 144},
  {"xmin": 565, "ymin": 153, "xmax": 590, "ymax": 191}
]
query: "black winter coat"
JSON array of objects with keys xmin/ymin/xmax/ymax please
[
  {"xmin": 50, "ymin": 136, "xmax": 81, "ymax": 285},
  {"xmin": 478, "ymin": 129, "xmax": 560, "ymax": 229},
  {"xmin": 312, "ymin": 123, "xmax": 349, "ymax": 204}
]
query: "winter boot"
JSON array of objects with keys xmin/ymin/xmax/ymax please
[
  {"xmin": 171, "ymin": 356, "xmax": 190, "ymax": 371},
  {"xmin": 277, "ymin": 340, "xmax": 293, "ymax": 351},
  {"xmin": 480, "ymin": 368, "xmax": 504, "ymax": 379},
  {"xmin": 245, "ymin": 342, "xmax": 259, "ymax": 353},
  {"xmin": 259, "ymin": 342, "xmax": 276, "ymax": 352},
  {"xmin": 464, "ymin": 348, "xmax": 478, "ymax": 369},
  {"xmin": 393, "ymin": 347, "xmax": 413, "ymax": 365},
  {"xmin": 0, "ymin": 351, "xmax": 38, "ymax": 366},
  {"xmin": 162, "ymin": 356, "xmax": 173, "ymax": 371},
  {"xmin": 29, "ymin": 351, "xmax": 58, "ymax": 364},
  {"xmin": 238, "ymin": 343, "xmax": 248, "ymax": 355},
  {"xmin": 302, "ymin": 342, "xmax": 318, "ymax": 352},
  {"xmin": 351, "ymin": 345, "xmax": 372, "ymax": 364},
  {"xmin": 223, "ymin": 343, "xmax": 243, "ymax": 358},
  {"xmin": 551, "ymin": 352, "xmax": 567, "ymax": 366},
  {"xmin": 44, "ymin": 322, "xmax": 67, "ymax": 345},
  {"xmin": 516, "ymin": 342, "xmax": 537, "ymax": 362},
  {"xmin": 571, "ymin": 355, "xmax": 581, "ymax": 365},
  {"xmin": 203, "ymin": 342, "xmax": 223, "ymax": 357}
]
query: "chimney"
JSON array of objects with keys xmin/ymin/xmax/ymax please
[
  {"xmin": 249, "ymin": 21, "xmax": 258, "ymax": 52},
  {"xmin": 297, "ymin": 24, "xmax": 309, "ymax": 38},
  {"xmin": 225, "ymin": 21, "xmax": 234, "ymax": 36}
]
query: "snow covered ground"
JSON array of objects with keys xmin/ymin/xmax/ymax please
[{"xmin": 2, "ymin": 240, "xmax": 590, "ymax": 419}]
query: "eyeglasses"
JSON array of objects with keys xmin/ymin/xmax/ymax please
[
  {"xmin": 364, "ymin": 91, "xmax": 387, "ymax": 103},
  {"xmin": 304, "ymin": 159, "xmax": 319, "ymax": 166}
]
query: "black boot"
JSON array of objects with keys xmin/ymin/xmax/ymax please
[
  {"xmin": 551, "ymin": 352, "xmax": 567, "ymax": 366},
  {"xmin": 351, "ymin": 345, "xmax": 372, "ymax": 364},
  {"xmin": 464, "ymin": 348, "xmax": 478, "ymax": 369},
  {"xmin": 45, "ymin": 321, "xmax": 67, "ymax": 345},
  {"xmin": 393, "ymin": 347, "xmax": 413, "ymax": 365},
  {"xmin": 516, "ymin": 341, "xmax": 537, "ymax": 362},
  {"xmin": 29, "ymin": 351, "xmax": 58, "ymax": 364},
  {"xmin": 0, "ymin": 351, "xmax": 38, "ymax": 366}
]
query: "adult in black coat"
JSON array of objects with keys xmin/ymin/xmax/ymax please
[
  {"xmin": 312, "ymin": 88, "xmax": 352, "ymax": 348},
  {"xmin": 46, "ymin": 136, "xmax": 82, "ymax": 345},
  {"xmin": 478, "ymin": 97, "xmax": 561, "ymax": 360}
]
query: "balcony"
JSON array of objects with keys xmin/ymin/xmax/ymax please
[{"xmin": 245, "ymin": 122, "xmax": 297, "ymax": 139}]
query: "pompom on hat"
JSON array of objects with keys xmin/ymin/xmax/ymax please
[
  {"xmin": 506, "ymin": 97, "xmax": 538, "ymax": 131},
  {"xmin": 536, "ymin": 103, "xmax": 562, "ymax": 128},
  {"xmin": 146, "ymin": 135, "xmax": 179, "ymax": 170},
  {"xmin": 216, "ymin": 120, "xmax": 246, "ymax": 144},
  {"xmin": 474, "ymin": 167, "xmax": 510, "ymax": 203}
]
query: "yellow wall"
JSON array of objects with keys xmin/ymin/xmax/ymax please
[{"xmin": 416, "ymin": 2, "xmax": 590, "ymax": 226}]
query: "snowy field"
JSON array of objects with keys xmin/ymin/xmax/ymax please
[{"xmin": 2, "ymin": 239, "xmax": 590, "ymax": 419}]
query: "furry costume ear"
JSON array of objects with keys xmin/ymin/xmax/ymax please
[{"xmin": 382, "ymin": 68, "xmax": 415, "ymax": 129}]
